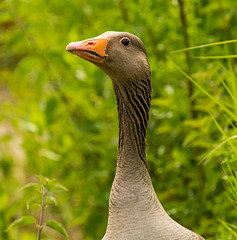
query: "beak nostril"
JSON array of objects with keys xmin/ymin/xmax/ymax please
[{"xmin": 86, "ymin": 41, "xmax": 95, "ymax": 46}]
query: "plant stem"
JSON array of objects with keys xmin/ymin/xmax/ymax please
[
  {"xmin": 177, "ymin": 0, "xmax": 195, "ymax": 116},
  {"xmin": 177, "ymin": 0, "xmax": 206, "ymax": 201},
  {"xmin": 37, "ymin": 186, "xmax": 46, "ymax": 240},
  {"xmin": 118, "ymin": 0, "xmax": 130, "ymax": 23}
]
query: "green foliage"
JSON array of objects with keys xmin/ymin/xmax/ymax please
[
  {"xmin": 1, "ymin": 0, "xmax": 237, "ymax": 239},
  {"xmin": 46, "ymin": 220, "xmax": 69, "ymax": 240},
  {"xmin": 5, "ymin": 176, "xmax": 68, "ymax": 239},
  {"xmin": 5, "ymin": 216, "xmax": 36, "ymax": 232}
]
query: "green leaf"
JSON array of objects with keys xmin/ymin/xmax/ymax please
[
  {"xmin": 45, "ymin": 196, "xmax": 57, "ymax": 206},
  {"xmin": 39, "ymin": 149, "xmax": 60, "ymax": 161},
  {"xmin": 47, "ymin": 182, "xmax": 69, "ymax": 192},
  {"xmin": 26, "ymin": 196, "xmax": 42, "ymax": 210},
  {"xmin": 19, "ymin": 120, "xmax": 38, "ymax": 133},
  {"xmin": 5, "ymin": 216, "xmax": 36, "ymax": 232},
  {"xmin": 53, "ymin": 183, "xmax": 69, "ymax": 192},
  {"xmin": 152, "ymin": 98, "xmax": 174, "ymax": 108},
  {"xmin": 20, "ymin": 183, "xmax": 42, "ymax": 192},
  {"xmin": 46, "ymin": 220, "xmax": 69, "ymax": 239}
]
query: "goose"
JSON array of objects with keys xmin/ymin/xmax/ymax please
[{"xmin": 66, "ymin": 31, "xmax": 205, "ymax": 240}]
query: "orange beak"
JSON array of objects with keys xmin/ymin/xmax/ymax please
[{"xmin": 66, "ymin": 37, "xmax": 108, "ymax": 63}]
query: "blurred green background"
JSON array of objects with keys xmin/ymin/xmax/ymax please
[{"xmin": 1, "ymin": 0, "xmax": 237, "ymax": 239}]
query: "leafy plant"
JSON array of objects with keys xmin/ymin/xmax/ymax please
[{"xmin": 6, "ymin": 176, "xmax": 69, "ymax": 240}]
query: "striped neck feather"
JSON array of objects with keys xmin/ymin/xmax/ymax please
[{"xmin": 113, "ymin": 74, "xmax": 151, "ymax": 168}]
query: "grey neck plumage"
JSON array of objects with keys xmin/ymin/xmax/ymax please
[
  {"xmin": 113, "ymin": 73, "xmax": 151, "ymax": 169},
  {"xmin": 102, "ymin": 72, "xmax": 205, "ymax": 240}
]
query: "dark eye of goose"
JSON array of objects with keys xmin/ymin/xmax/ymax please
[{"xmin": 120, "ymin": 37, "xmax": 130, "ymax": 46}]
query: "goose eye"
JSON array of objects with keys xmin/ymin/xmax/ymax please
[{"xmin": 120, "ymin": 37, "xmax": 130, "ymax": 46}]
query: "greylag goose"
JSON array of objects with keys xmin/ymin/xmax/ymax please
[{"xmin": 66, "ymin": 31, "xmax": 205, "ymax": 240}]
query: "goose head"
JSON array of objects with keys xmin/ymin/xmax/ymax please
[{"xmin": 66, "ymin": 31, "xmax": 150, "ymax": 83}]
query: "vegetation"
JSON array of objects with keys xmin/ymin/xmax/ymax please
[
  {"xmin": 5, "ymin": 176, "xmax": 69, "ymax": 240},
  {"xmin": 1, "ymin": 0, "xmax": 237, "ymax": 239}
]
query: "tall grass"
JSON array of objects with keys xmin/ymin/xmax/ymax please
[{"xmin": 171, "ymin": 39, "xmax": 237, "ymax": 238}]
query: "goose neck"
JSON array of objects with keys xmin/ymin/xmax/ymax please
[{"xmin": 112, "ymin": 74, "xmax": 151, "ymax": 169}]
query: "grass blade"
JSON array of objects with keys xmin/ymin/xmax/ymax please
[
  {"xmin": 200, "ymin": 135, "xmax": 237, "ymax": 164},
  {"xmin": 168, "ymin": 58, "xmax": 236, "ymax": 119},
  {"xmin": 194, "ymin": 55, "xmax": 237, "ymax": 59},
  {"xmin": 171, "ymin": 39, "xmax": 237, "ymax": 53},
  {"xmin": 218, "ymin": 218, "xmax": 237, "ymax": 237}
]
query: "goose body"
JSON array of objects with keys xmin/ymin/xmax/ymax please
[{"xmin": 66, "ymin": 31, "xmax": 205, "ymax": 240}]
